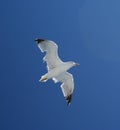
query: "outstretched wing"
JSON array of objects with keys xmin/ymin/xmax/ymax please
[
  {"xmin": 35, "ymin": 39, "xmax": 63, "ymax": 71},
  {"xmin": 53, "ymin": 72, "xmax": 74, "ymax": 105}
]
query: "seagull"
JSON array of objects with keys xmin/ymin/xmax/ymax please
[{"xmin": 35, "ymin": 38, "xmax": 79, "ymax": 105}]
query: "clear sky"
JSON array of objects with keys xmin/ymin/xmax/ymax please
[{"xmin": 0, "ymin": 0, "xmax": 120, "ymax": 130}]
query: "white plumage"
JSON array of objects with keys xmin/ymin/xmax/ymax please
[{"xmin": 35, "ymin": 39, "xmax": 79, "ymax": 105}]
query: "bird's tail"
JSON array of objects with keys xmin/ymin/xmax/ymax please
[{"xmin": 39, "ymin": 75, "xmax": 48, "ymax": 82}]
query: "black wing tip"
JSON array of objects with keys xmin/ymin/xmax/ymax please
[
  {"xmin": 66, "ymin": 94, "xmax": 73, "ymax": 106},
  {"xmin": 34, "ymin": 38, "xmax": 45, "ymax": 44}
]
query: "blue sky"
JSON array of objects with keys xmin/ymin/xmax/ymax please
[{"xmin": 0, "ymin": 0, "xmax": 120, "ymax": 130}]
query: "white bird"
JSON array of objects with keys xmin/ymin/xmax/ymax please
[{"xmin": 35, "ymin": 38, "xmax": 79, "ymax": 105}]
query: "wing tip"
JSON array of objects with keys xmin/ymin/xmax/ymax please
[
  {"xmin": 34, "ymin": 38, "xmax": 45, "ymax": 44},
  {"xmin": 65, "ymin": 94, "xmax": 73, "ymax": 106}
]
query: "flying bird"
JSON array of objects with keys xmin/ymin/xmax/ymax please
[{"xmin": 35, "ymin": 38, "xmax": 79, "ymax": 105}]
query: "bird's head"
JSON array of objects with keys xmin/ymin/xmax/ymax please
[
  {"xmin": 73, "ymin": 62, "xmax": 80, "ymax": 66},
  {"xmin": 68, "ymin": 61, "xmax": 80, "ymax": 67}
]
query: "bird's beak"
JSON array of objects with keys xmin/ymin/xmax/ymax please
[{"xmin": 75, "ymin": 63, "xmax": 80, "ymax": 66}]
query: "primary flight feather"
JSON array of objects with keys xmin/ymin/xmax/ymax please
[{"xmin": 35, "ymin": 38, "xmax": 79, "ymax": 105}]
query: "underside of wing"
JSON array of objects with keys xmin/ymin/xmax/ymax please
[
  {"xmin": 37, "ymin": 40, "xmax": 63, "ymax": 70},
  {"xmin": 53, "ymin": 72, "xmax": 74, "ymax": 105}
]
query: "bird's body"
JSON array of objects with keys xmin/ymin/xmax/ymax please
[
  {"xmin": 35, "ymin": 38, "xmax": 79, "ymax": 105},
  {"xmin": 40, "ymin": 62, "xmax": 75, "ymax": 82}
]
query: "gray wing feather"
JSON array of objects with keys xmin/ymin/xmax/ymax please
[
  {"xmin": 37, "ymin": 40, "xmax": 63, "ymax": 70},
  {"xmin": 53, "ymin": 72, "xmax": 74, "ymax": 105}
]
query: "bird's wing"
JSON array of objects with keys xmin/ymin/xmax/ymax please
[
  {"xmin": 52, "ymin": 72, "xmax": 74, "ymax": 105},
  {"xmin": 37, "ymin": 40, "xmax": 63, "ymax": 71}
]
